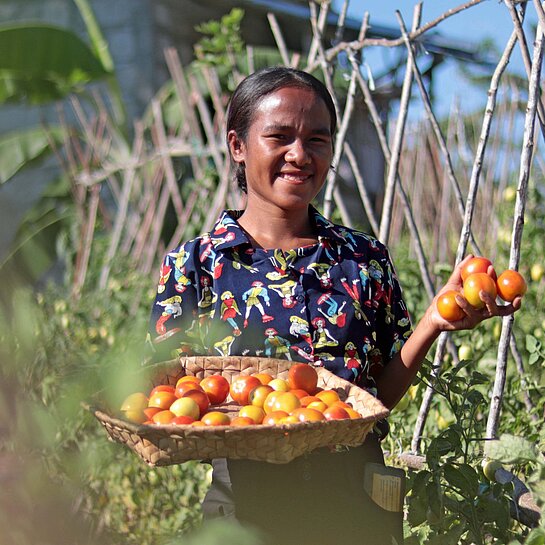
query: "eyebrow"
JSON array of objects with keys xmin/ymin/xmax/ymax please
[{"xmin": 261, "ymin": 124, "xmax": 331, "ymax": 136}]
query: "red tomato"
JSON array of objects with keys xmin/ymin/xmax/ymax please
[
  {"xmin": 323, "ymin": 406, "xmax": 351, "ymax": 420},
  {"xmin": 175, "ymin": 381, "xmax": 204, "ymax": 398},
  {"xmin": 149, "ymin": 384, "xmax": 176, "ymax": 397},
  {"xmin": 230, "ymin": 375, "xmax": 262, "ymax": 406},
  {"xmin": 496, "ymin": 270, "xmax": 527, "ymax": 302},
  {"xmin": 262, "ymin": 410, "xmax": 289, "ymax": 425},
  {"xmin": 463, "ymin": 272, "xmax": 497, "ymax": 309},
  {"xmin": 437, "ymin": 290, "xmax": 465, "ymax": 321},
  {"xmin": 460, "ymin": 256, "xmax": 495, "ymax": 282},
  {"xmin": 231, "ymin": 416, "xmax": 255, "ymax": 427},
  {"xmin": 288, "ymin": 363, "xmax": 319, "ymax": 394},
  {"xmin": 172, "ymin": 415, "xmax": 196, "ymax": 425},
  {"xmin": 200, "ymin": 375, "xmax": 230, "ymax": 405},
  {"xmin": 290, "ymin": 407, "xmax": 326, "ymax": 422},
  {"xmin": 148, "ymin": 391, "xmax": 177, "ymax": 410}
]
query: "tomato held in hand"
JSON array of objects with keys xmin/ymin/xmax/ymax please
[
  {"xmin": 437, "ymin": 290, "xmax": 465, "ymax": 321},
  {"xmin": 463, "ymin": 272, "xmax": 497, "ymax": 309},
  {"xmin": 496, "ymin": 270, "xmax": 527, "ymax": 302},
  {"xmin": 460, "ymin": 256, "xmax": 495, "ymax": 281}
]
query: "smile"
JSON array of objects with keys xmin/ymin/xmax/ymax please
[{"xmin": 277, "ymin": 173, "xmax": 312, "ymax": 184}]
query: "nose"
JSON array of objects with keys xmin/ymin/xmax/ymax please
[{"xmin": 284, "ymin": 139, "xmax": 311, "ymax": 165}]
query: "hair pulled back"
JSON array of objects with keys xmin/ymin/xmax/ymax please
[{"xmin": 226, "ymin": 66, "xmax": 337, "ymax": 193}]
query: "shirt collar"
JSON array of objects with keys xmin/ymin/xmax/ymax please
[{"xmin": 208, "ymin": 206, "xmax": 347, "ymax": 251}]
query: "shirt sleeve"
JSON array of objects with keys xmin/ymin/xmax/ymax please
[
  {"xmin": 368, "ymin": 245, "xmax": 413, "ymax": 380},
  {"xmin": 146, "ymin": 240, "xmax": 204, "ymax": 363}
]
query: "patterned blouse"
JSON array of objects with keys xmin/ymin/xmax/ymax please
[{"xmin": 148, "ymin": 207, "xmax": 412, "ymax": 395}]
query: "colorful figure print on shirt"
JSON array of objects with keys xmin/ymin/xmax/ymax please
[{"xmin": 148, "ymin": 207, "xmax": 413, "ymax": 394}]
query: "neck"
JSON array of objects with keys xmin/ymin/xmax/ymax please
[{"xmin": 237, "ymin": 201, "xmax": 317, "ymax": 250}]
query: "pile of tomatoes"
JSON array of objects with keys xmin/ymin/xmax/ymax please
[
  {"xmin": 119, "ymin": 363, "xmax": 363, "ymax": 427},
  {"xmin": 437, "ymin": 256, "xmax": 527, "ymax": 321}
]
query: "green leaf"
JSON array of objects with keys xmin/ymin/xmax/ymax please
[
  {"xmin": 524, "ymin": 527, "xmax": 545, "ymax": 545},
  {"xmin": 485, "ymin": 434, "xmax": 544, "ymax": 464},
  {"xmin": 0, "ymin": 24, "xmax": 110, "ymax": 104},
  {"xmin": 443, "ymin": 463, "xmax": 479, "ymax": 497},
  {"xmin": 0, "ymin": 126, "xmax": 65, "ymax": 184},
  {"xmin": 526, "ymin": 334, "xmax": 541, "ymax": 353}
]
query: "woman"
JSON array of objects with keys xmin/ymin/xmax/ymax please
[{"xmin": 149, "ymin": 66, "xmax": 520, "ymax": 544}]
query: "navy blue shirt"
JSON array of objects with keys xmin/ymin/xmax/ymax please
[{"xmin": 148, "ymin": 207, "xmax": 412, "ymax": 395}]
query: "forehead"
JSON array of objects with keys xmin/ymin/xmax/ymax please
[{"xmin": 251, "ymin": 86, "xmax": 331, "ymax": 131}]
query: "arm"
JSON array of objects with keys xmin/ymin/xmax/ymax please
[{"xmin": 376, "ymin": 255, "xmax": 522, "ymax": 409}]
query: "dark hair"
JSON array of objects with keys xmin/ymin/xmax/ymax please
[{"xmin": 226, "ymin": 66, "xmax": 337, "ymax": 193}]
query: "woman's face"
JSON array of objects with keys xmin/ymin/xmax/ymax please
[{"xmin": 229, "ymin": 86, "xmax": 334, "ymax": 212}]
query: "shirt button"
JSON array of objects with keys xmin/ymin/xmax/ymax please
[
  {"xmin": 304, "ymin": 346, "xmax": 312, "ymax": 353},
  {"xmin": 296, "ymin": 294, "xmax": 305, "ymax": 303}
]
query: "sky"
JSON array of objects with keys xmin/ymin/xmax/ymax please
[{"xmin": 331, "ymin": 0, "xmax": 539, "ymax": 116}]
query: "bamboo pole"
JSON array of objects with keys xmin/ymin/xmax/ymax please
[{"xmin": 487, "ymin": 23, "xmax": 544, "ymax": 439}]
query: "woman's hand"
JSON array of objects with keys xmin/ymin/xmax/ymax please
[{"xmin": 426, "ymin": 255, "xmax": 522, "ymax": 333}]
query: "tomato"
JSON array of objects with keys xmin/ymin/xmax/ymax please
[
  {"xmin": 239, "ymin": 405, "xmax": 265, "ymax": 424},
  {"xmin": 230, "ymin": 375, "xmax": 262, "ymax": 406},
  {"xmin": 323, "ymin": 406, "xmax": 350, "ymax": 420},
  {"xmin": 481, "ymin": 458, "xmax": 503, "ymax": 481},
  {"xmin": 252, "ymin": 372, "xmax": 274, "ymax": 385},
  {"xmin": 148, "ymin": 391, "xmax": 177, "ymax": 410},
  {"xmin": 300, "ymin": 395, "xmax": 322, "ymax": 407},
  {"xmin": 122, "ymin": 409, "xmax": 147, "ymax": 424},
  {"xmin": 175, "ymin": 381, "xmax": 204, "ymax": 398},
  {"xmin": 172, "ymin": 415, "xmax": 196, "ymax": 425},
  {"xmin": 460, "ymin": 256, "xmax": 495, "ymax": 282},
  {"xmin": 344, "ymin": 407, "xmax": 362, "ymax": 419},
  {"xmin": 190, "ymin": 420, "xmax": 206, "ymax": 427},
  {"xmin": 289, "ymin": 388, "xmax": 310, "ymax": 399},
  {"xmin": 169, "ymin": 397, "xmax": 200, "ymax": 420},
  {"xmin": 248, "ymin": 384, "xmax": 274, "ymax": 408},
  {"xmin": 200, "ymin": 375, "xmax": 230, "ymax": 405},
  {"xmin": 263, "ymin": 390, "xmax": 283, "ymax": 414},
  {"xmin": 201, "ymin": 411, "xmax": 231, "ymax": 426},
  {"xmin": 279, "ymin": 415, "xmax": 300, "ymax": 424},
  {"xmin": 181, "ymin": 389, "xmax": 210, "ymax": 416},
  {"xmin": 143, "ymin": 407, "xmax": 162, "ymax": 420},
  {"xmin": 272, "ymin": 392, "xmax": 301, "ymax": 414},
  {"xmin": 262, "ymin": 410, "xmax": 289, "ymax": 425},
  {"xmin": 458, "ymin": 344, "xmax": 473, "ymax": 361},
  {"xmin": 463, "ymin": 272, "xmax": 497, "ymax": 309},
  {"xmin": 306, "ymin": 400, "xmax": 327, "ymax": 413},
  {"xmin": 268, "ymin": 378, "xmax": 290, "ymax": 392},
  {"xmin": 175, "ymin": 375, "xmax": 201, "ymax": 387},
  {"xmin": 149, "ymin": 384, "xmax": 176, "ymax": 397},
  {"xmin": 290, "ymin": 407, "xmax": 326, "ymax": 422},
  {"xmin": 496, "ymin": 269, "xmax": 527, "ymax": 302},
  {"xmin": 120, "ymin": 392, "xmax": 148, "ymax": 412},
  {"xmin": 436, "ymin": 290, "xmax": 465, "ymax": 321},
  {"xmin": 151, "ymin": 409, "xmax": 176, "ymax": 424},
  {"xmin": 231, "ymin": 416, "xmax": 255, "ymax": 427},
  {"xmin": 288, "ymin": 363, "xmax": 318, "ymax": 394},
  {"xmin": 315, "ymin": 389, "xmax": 341, "ymax": 407},
  {"xmin": 530, "ymin": 263, "xmax": 544, "ymax": 282}
]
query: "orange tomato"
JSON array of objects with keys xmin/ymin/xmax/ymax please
[
  {"xmin": 332, "ymin": 401, "xmax": 353, "ymax": 410},
  {"xmin": 230, "ymin": 375, "xmax": 262, "ymax": 406},
  {"xmin": 148, "ymin": 391, "xmax": 177, "ymax": 410},
  {"xmin": 231, "ymin": 416, "xmax": 255, "ymax": 427},
  {"xmin": 289, "ymin": 388, "xmax": 309, "ymax": 399},
  {"xmin": 460, "ymin": 256, "xmax": 495, "ymax": 282},
  {"xmin": 239, "ymin": 405, "xmax": 265, "ymax": 424},
  {"xmin": 300, "ymin": 395, "xmax": 322, "ymax": 407},
  {"xmin": 306, "ymin": 400, "xmax": 328, "ymax": 413},
  {"xmin": 172, "ymin": 415, "xmax": 196, "ymax": 425},
  {"xmin": 152, "ymin": 409, "xmax": 176, "ymax": 424},
  {"xmin": 175, "ymin": 376, "xmax": 201, "ymax": 387},
  {"xmin": 252, "ymin": 372, "xmax": 274, "ymax": 385},
  {"xmin": 272, "ymin": 392, "xmax": 301, "ymax": 414},
  {"xmin": 288, "ymin": 363, "xmax": 318, "ymax": 394},
  {"xmin": 122, "ymin": 409, "xmax": 147, "ymax": 424},
  {"xmin": 201, "ymin": 411, "xmax": 231, "ymax": 426},
  {"xmin": 290, "ymin": 407, "xmax": 326, "ymax": 422},
  {"xmin": 344, "ymin": 407, "xmax": 362, "ymax": 419},
  {"xmin": 149, "ymin": 384, "xmax": 176, "ymax": 397},
  {"xmin": 315, "ymin": 390, "xmax": 341, "ymax": 407},
  {"xmin": 143, "ymin": 407, "xmax": 162, "ymax": 420},
  {"xmin": 279, "ymin": 415, "xmax": 300, "ymax": 424},
  {"xmin": 181, "ymin": 389, "xmax": 210, "ymax": 416},
  {"xmin": 262, "ymin": 410, "xmax": 289, "ymax": 425},
  {"xmin": 463, "ymin": 272, "xmax": 497, "ymax": 309},
  {"xmin": 323, "ymin": 406, "xmax": 351, "ymax": 420},
  {"xmin": 175, "ymin": 381, "xmax": 204, "ymax": 398},
  {"xmin": 437, "ymin": 290, "xmax": 465, "ymax": 321},
  {"xmin": 248, "ymin": 384, "xmax": 274, "ymax": 408},
  {"xmin": 496, "ymin": 270, "xmax": 527, "ymax": 302},
  {"xmin": 190, "ymin": 420, "xmax": 206, "ymax": 427},
  {"xmin": 200, "ymin": 375, "xmax": 230, "ymax": 405}
]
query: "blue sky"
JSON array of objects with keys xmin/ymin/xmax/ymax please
[{"xmin": 331, "ymin": 0, "xmax": 539, "ymax": 116}]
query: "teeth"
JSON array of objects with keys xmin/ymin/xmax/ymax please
[{"xmin": 281, "ymin": 174, "xmax": 310, "ymax": 181}]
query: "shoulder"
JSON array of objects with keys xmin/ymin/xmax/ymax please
[{"xmin": 328, "ymin": 221, "xmax": 390, "ymax": 258}]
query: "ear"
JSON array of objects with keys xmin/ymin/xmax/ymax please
[{"xmin": 228, "ymin": 130, "xmax": 246, "ymax": 164}]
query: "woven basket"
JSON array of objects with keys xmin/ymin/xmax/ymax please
[{"xmin": 91, "ymin": 356, "xmax": 389, "ymax": 466}]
